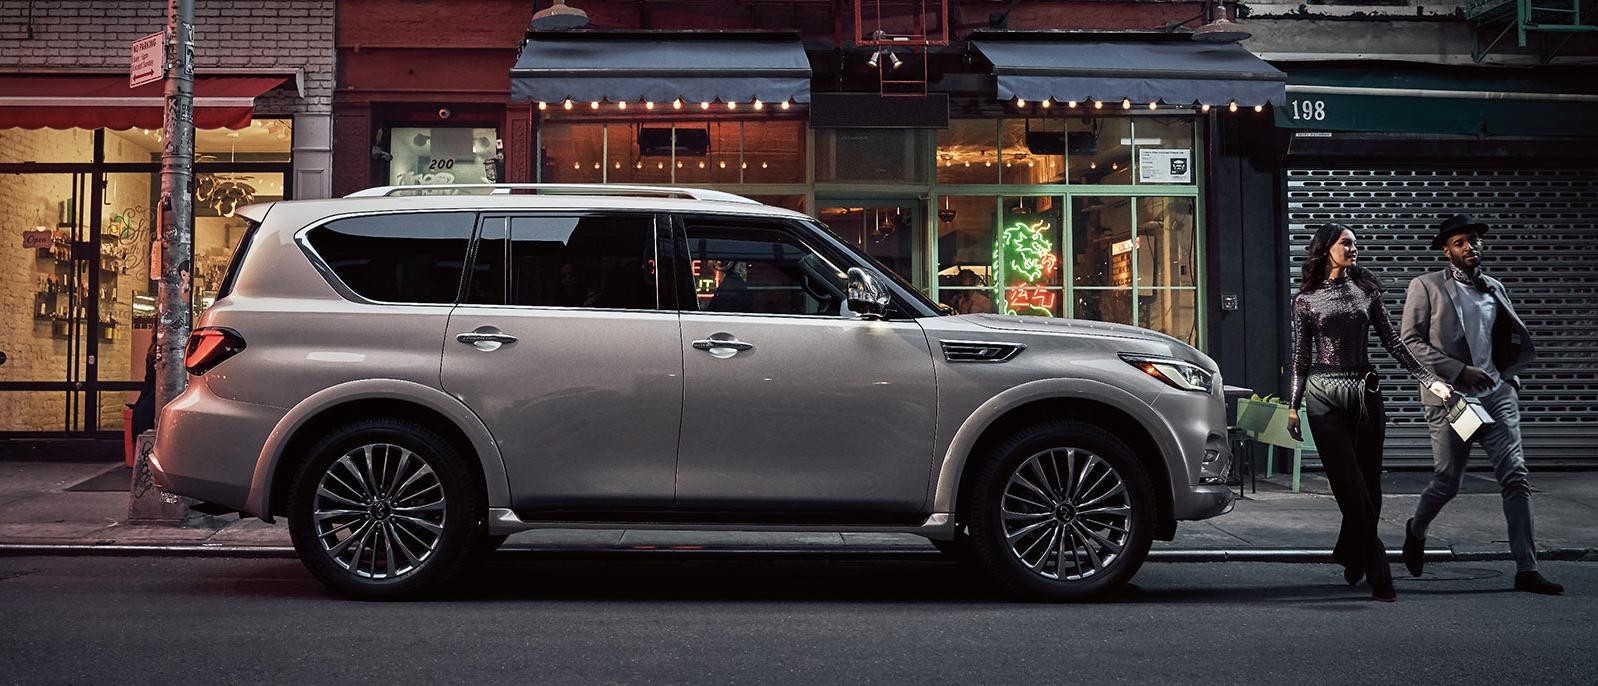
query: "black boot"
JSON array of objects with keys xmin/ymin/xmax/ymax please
[
  {"xmin": 1343, "ymin": 566, "xmax": 1364, "ymax": 587},
  {"xmin": 1402, "ymin": 518, "xmax": 1425, "ymax": 578},
  {"xmin": 1514, "ymin": 571, "xmax": 1564, "ymax": 595}
]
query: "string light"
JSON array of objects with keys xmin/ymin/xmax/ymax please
[
  {"xmin": 590, "ymin": 101, "xmax": 600, "ymax": 110},
  {"xmin": 719, "ymin": 160, "xmax": 726, "ymax": 169},
  {"xmin": 754, "ymin": 100, "xmax": 764, "ymax": 110},
  {"xmin": 618, "ymin": 101, "xmax": 627, "ymax": 110},
  {"xmin": 657, "ymin": 162, "xmax": 664, "ymax": 169},
  {"xmin": 780, "ymin": 101, "xmax": 790, "ymax": 110},
  {"xmin": 677, "ymin": 161, "xmax": 684, "ymax": 168},
  {"xmin": 1229, "ymin": 101, "xmax": 1238, "ymax": 113},
  {"xmin": 727, "ymin": 101, "xmax": 737, "ymax": 110},
  {"xmin": 636, "ymin": 161, "xmax": 643, "ymax": 169},
  {"xmin": 1016, "ymin": 98, "xmax": 1026, "ymax": 107},
  {"xmin": 741, "ymin": 161, "xmax": 748, "ymax": 169},
  {"xmin": 1254, "ymin": 104, "xmax": 1264, "ymax": 113},
  {"xmin": 572, "ymin": 162, "xmax": 580, "ymax": 170},
  {"xmin": 592, "ymin": 162, "xmax": 600, "ymax": 170},
  {"xmin": 1121, "ymin": 98, "xmax": 1131, "ymax": 110},
  {"xmin": 700, "ymin": 102, "xmax": 711, "ymax": 110},
  {"xmin": 698, "ymin": 161, "xmax": 706, "ymax": 169},
  {"xmin": 537, "ymin": 101, "xmax": 548, "ymax": 110},
  {"xmin": 673, "ymin": 99, "xmax": 684, "ymax": 110},
  {"xmin": 1067, "ymin": 100, "xmax": 1078, "ymax": 108},
  {"xmin": 1094, "ymin": 100, "xmax": 1103, "ymax": 110},
  {"xmin": 1041, "ymin": 99, "xmax": 1051, "ymax": 109},
  {"xmin": 1149, "ymin": 102, "xmax": 1158, "ymax": 111},
  {"xmin": 646, "ymin": 101, "xmax": 655, "ymax": 110},
  {"xmin": 614, "ymin": 162, "xmax": 621, "ymax": 169},
  {"xmin": 761, "ymin": 161, "xmax": 768, "ymax": 169},
  {"xmin": 1201, "ymin": 104, "xmax": 1211, "ymax": 113},
  {"xmin": 563, "ymin": 99, "xmax": 574, "ymax": 110}
]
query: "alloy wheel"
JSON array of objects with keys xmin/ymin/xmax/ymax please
[
  {"xmin": 312, "ymin": 443, "xmax": 446, "ymax": 580},
  {"xmin": 1000, "ymin": 447, "xmax": 1132, "ymax": 581}
]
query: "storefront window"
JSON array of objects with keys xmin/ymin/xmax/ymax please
[
  {"xmin": 937, "ymin": 120, "xmax": 999, "ymax": 184},
  {"xmin": 935, "ymin": 195, "xmax": 1000, "ymax": 314},
  {"xmin": 198, "ymin": 120, "xmax": 294, "ymax": 163},
  {"xmin": 816, "ymin": 128, "xmax": 927, "ymax": 184},
  {"xmin": 1067, "ymin": 117, "xmax": 1133, "ymax": 185},
  {"xmin": 391, "ymin": 126, "xmax": 500, "ymax": 185},
  {"xmin": 0, "ymin": 128, "xmax": 92, "ymax": 163},
  {"xmin": 995, "ymin": 195, "xmax": 1064, "ymax": 317},
  {"xmin": 549, "ymin": 120, "xmax": 804, "ymax": 185},
  {"xmin": 818, "ymin": 204, "xmax": 917, "ymax": 290},
  {"xmin": 1000, "ymin": 118, "xmax": 1066, "ymax": 185}
]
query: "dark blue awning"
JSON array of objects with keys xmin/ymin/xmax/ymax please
[
  {"xmin": 511, "ymin": 33, "xmax": 812, "ymax": 105},
  {"xmin": 972, "ymin": 39, "xmax": 1286, "ymax": 107}
]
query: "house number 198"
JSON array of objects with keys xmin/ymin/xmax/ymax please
[{"xmin": 1291, "ymin": 99, "xmax": 1327, "ymax": 121}]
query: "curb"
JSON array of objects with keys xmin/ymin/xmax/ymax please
[{"xmin": 3, "ymin": 543, "xmax": 1594, "ymax": 562}]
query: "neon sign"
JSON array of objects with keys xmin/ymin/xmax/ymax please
[{"xmin": 997, "ymin": 219, "xmax": 1060, "ymax": 317}]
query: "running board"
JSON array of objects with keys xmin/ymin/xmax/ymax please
[{"xmin": 486, "ymin": 508, "xmax": 956, "ymax": 540}]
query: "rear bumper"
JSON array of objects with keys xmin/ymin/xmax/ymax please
[{"xmin": 151, "ymin": 383, "xmax": 284, "ymax": 517}]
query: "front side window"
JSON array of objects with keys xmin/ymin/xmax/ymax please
[
  {"xmin": 306, "ymin": 212, "xmax": 475, "ymax": 303},
  {"xmin": 466, "ymin": 214, "xmax": 660, "ymax": 310},
  {"xmin": 682, "ymin": 221, "xmax": 848, "ymax": 317}
]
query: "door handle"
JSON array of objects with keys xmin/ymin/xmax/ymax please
[
  {"xmin": 691, "ymin": 336, "xmax": 754, "ymax": 359},
  {"xmin": 456, "ymin": 331, "xmax": 517, "ymax": 351}
]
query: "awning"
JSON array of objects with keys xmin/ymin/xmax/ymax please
[
  {"xmin": 972, "ymin": 38, "xmax": 1286, "ymax": 107},
  {"xmin": 1273, "ymin": 63, "xmax": 1598, "ymax": 137},
  {"xmin": 511, "ymin": 33, "xmax": 811, "ymax": 105},
  {"xmin": 0, "ymin": 75, "xmax": 291, "ymax": 130}
]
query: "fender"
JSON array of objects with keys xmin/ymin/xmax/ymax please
[
  {"xmin": 929, "ymin": 377, "xmax": 1183, "ymax": 514},
  {"xmin": 245, "ymin": 378, "xmax": 509, "ymax": 522}
]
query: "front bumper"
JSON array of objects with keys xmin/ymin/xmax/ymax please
[{"xmin": 1150, "ymin": 382, "xmax": 1235, "ymax": 521}]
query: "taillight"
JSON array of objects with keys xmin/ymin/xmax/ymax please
[{"xmin": 184, "ymin": 327, "xmax": 246, "ymax": 375}]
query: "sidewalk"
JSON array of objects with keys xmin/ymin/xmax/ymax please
[{"xmin": 2, "ymin": 458, "xmax": 1596, "ymax": 561}]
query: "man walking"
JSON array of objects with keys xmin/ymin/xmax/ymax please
[{"xmin": 1399, "ymin": 214, "xmax": 1562, "ymax": 595}]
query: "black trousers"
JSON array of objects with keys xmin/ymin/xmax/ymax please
[{"xmin": 1305, "ymin": 371, "xmax": 1392, "ymax": 588}]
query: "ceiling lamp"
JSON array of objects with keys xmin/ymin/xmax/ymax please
[{"xmin": 531, "ymin": 0, "xmax": 589, "ymax": 30}]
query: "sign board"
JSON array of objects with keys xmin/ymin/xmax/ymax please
[
  {"xmin": 1137, "ymin": 149, "xmax": 1192, "ymax": 184},
  {"xmin": 23, "ymin": 230, "xmax": 53, "ymax": 249},
  {"xmin": 130, "ymin": 31, "xmax": 164, "ymax": 88}
]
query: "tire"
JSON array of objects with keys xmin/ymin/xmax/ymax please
[
  {"xmin": 966, "ymin": 420, "xmax": 1156, "ymax": 601},
  {"xmin": 287, "ymin": 418, "xmax": 483, "ymax": 600}
]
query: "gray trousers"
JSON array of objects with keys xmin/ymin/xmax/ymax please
[{"xmin": 1412, "ymin": 382, "xmax": 1539, "ymax": 572}]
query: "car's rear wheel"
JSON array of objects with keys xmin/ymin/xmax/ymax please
[
  {"xmin": 287, "ymin": 418, "xmax": 481, "ymax": 599},
  {"xmin": 967, "ymin": 420, "xmax": 1155, "ymax": 601}
]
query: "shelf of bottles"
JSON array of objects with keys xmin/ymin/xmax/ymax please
[{"xmin": 32, "ymin": 231, "xmax": 123, "ymax": 343}]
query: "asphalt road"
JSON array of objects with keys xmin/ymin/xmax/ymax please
[{"xmin": 0, "ymin": 554, "xmax": 1591, "ymax": 684}]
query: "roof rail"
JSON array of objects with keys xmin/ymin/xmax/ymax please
[{"xmin": 344, "ymin": 183, "xmax": 761, "ymax": 205}]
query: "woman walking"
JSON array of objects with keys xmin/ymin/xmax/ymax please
[{"xmin": 1287, "ymin": 223, "xmax": 1452, "ymax": 602}]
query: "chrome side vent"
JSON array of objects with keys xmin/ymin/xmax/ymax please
[{"xmin": 941, "ymin": 340, "xmax": 1026, "ymax": 363}]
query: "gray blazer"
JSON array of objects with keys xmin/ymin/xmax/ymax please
[{"xmin": 1400, "ymin": 270, "xmax": 1536, "ymax": 406}]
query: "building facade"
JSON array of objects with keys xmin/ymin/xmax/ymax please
[{"xmin": 0, "ymin": 0, "xmax": 334, "ymax": 435}]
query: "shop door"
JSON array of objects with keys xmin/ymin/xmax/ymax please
[
  {"xmin": 817, "ymin": 199, "xmax": 926, "ymax": 292},
  {"xmin": 1285, "ymin": 167, "xmax": 1598, "ymax": 465},
  {"xmin": 0, "ymin": 172, "xmax": 102, "ymax": 434}
]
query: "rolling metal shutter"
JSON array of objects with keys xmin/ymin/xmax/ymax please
[{"xmin": 1285, "ymin": 168, "xmax": 1598, "ymax": 465}]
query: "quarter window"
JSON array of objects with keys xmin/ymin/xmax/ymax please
[
  {"xmin": 307, "ymin": 212, "xmax": 475, "ymax": 303},
  {"xmin": 466, "ymin": 214, "xmax": 660, "ymax": 310}
]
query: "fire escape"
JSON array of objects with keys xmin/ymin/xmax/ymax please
[
  {"xmin": 854, "ymin": 0, "xmax": 950, "ymax": 95},
  {"xmin": 1468, "ymin": 0, "xmax": 1598, "ymax": 62}
]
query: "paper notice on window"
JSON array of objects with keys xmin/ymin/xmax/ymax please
[{"xmin": 1138, "ymin": 149, "xmax": 1192, "ymax": 184}]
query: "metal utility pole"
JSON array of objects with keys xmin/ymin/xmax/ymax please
[
  {"xmin": 131, "ymin": 0, "xmax": 195, "ymax": 523},
  {"xmin": 156, "ymin": 0, "xmax": 194, "ymax": 419}
]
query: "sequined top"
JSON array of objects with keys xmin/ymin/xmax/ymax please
[{"xmin": 1288, "ymin": 275, "xmax": 1440, "ymax": 409}]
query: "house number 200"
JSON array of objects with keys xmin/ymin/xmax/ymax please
[{"xmin": 1291, "ymin": 99, "xmax": 1327, "ymax": 121}]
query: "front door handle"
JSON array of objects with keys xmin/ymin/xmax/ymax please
[
  {"xmin": 456, "ymin": 331, "xmax": 517, "ymax": 351},
  {"xmin": 691, "ymin": 335, "xmax": 754, "ymax": 359}
]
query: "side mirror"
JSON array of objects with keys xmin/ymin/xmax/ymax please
[{"xmin": 846, "ymin": 267, "xmax": 890, "ymax": 320}]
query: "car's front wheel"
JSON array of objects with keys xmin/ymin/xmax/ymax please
[
  {"xmin": 287, "ymin": 418, "xmax": 482, "ymax": 599},
  {"xmin": 967, "ymin": 420, "xmax": 1155, "ymax": 601}
]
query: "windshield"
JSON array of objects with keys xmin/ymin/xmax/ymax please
[{"xmin": 804, "ymin": 219, "xmax": 945, "ymax": 316}]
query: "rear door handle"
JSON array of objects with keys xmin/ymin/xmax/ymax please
[{"xmin": 456, "ymin": 331, "xmax": 517, "ymax": 351}]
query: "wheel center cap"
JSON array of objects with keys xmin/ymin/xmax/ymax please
[
  {"xmin": 1055, "ymin": 504, "xmax": 1076, "ymax": 523},
  {"xmin": 370, "ymin": 501, "xmax": 391, "ymax": 520}
]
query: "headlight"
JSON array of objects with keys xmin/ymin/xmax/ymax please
[{"xmin": 1119, "ymin": 353, "xmax": 1214, "ymax": 393}]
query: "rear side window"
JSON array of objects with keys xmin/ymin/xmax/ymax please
[
  {"xmin": 465, "ymin": 214, "xmax": 660, "ymax": 310},
  {"xmin": 307, "ymin": 212, "xmax": 475, "ymax": 303}
]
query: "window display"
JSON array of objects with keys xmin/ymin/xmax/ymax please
[{"xmin": 389, "ymin": 127, "xmax": 499, "ymax": 186}]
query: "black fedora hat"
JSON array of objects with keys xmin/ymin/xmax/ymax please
[{"xmin": 1431, "ymin": 214, "xmax": 1489, "ymax": 249}]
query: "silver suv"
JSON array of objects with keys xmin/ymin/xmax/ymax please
[{"xmin": 153, "ymin": 184, "xmax": 1232, "ymax": 600}]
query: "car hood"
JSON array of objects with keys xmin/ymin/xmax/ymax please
[{"xmin": 961, "ymin": 314, "xmax": 1217, "ymax": 372}]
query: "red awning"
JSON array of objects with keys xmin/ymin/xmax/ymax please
[{"xmin": 0, "ymin": 75, "xmax": 291, "ymax": 130}]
